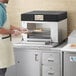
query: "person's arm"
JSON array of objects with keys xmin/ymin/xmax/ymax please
[
  {"xmin": 10, "ymin": 25, "xmax": 28, "ymax": 34},
  {"xmin": 0, "ymin": 27, "xmax": 14, "ymax": 35},
  {"xmin": 0, "ymin": 25, "xmax": 28, "ymax": 35}
]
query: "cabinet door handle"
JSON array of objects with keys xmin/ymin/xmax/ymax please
[
  {"xmin": 35, "ymin": 54, "xmax": 38, "ymax": 61},
  {"xmin": 48, "ymin": 58, "xmax": 54, "ymax": 62},
  {"xmin": 48, "ymin": 72, "xmax": 54, "ymax": 75},
  {"xmin": 17, "ymin": 61, "xmax": 20, "ymax": 63},
  {"xmin": 48, "ymin": 59, "xmax": 54, "ymax": 62}
]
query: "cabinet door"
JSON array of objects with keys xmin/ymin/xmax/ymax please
[
  {"xmin": 42, "ymin": 52, "xmax": 61, "ymax": 76},
  {"xmin": 15, "ymin": 49, "xmax": 41, "ymax": 76}
]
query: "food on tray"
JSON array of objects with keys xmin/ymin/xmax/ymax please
[
  {"xmin": 33, "ymin": 29, "xmax": 43, "ymax": 32},
  {"xmin": 28, "ymin": 28, "xmax": 43, "ymax": 33},
  {"xmin": 70, "ymin": 44, "xmax": 76, "ymax": 48}
]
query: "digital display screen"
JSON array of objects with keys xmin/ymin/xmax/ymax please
[{"xmin": 34, "ymin": 15, "xmax": 44, "ymax": 21}]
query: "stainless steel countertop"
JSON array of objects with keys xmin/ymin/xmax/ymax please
[{"xmin": 13, "ymin": 41, "xmax": 67, "ymax": 51}]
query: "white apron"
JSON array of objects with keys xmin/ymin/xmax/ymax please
[{"xmin": 0, "ymin": 14, "xmax": 15, "ymax": 68}]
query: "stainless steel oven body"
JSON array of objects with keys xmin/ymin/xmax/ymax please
[{"xmin": 21, "ymin": 11, "xmax": 67, "ymax": 46}]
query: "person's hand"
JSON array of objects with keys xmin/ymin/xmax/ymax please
[
  {"xmin": 19, "ymin": 27, "xmax": 27, "ymax": 31},
  {"xmin": 12, "ymin": 30, "xmax": 21, "ymax": 36},
  {"xmin": 19, "ymin": 28, "xmax": 29, "ymax": 34}
]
